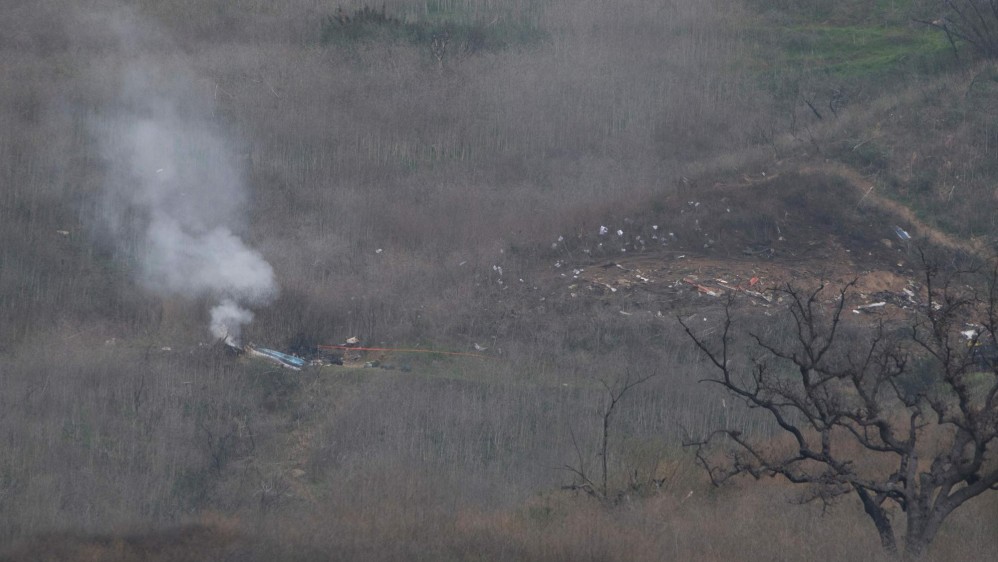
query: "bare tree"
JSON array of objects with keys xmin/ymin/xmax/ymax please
[
  {"xmin": 917, "ymin": 1, "xmax": 998, "ymax": 59},
  {"xmin": 680, "ymin": 260, "xmax": 998, "ymax": 559},
  {"xmin": 562, "ymin": 371, "xmax": 659, "ymax": 503}
]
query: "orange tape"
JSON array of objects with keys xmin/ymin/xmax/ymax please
[{"xmin": 317, "ymin": 345, "xmax": 493, "ymax": 359}]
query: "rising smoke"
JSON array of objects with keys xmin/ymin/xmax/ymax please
[{"xmin": 95, "ymin": 7, "xmax": 276, "ymax": 345}]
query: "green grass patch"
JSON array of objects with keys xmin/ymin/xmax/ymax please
[
  {"xmin": 319, "ymin": 4, "xmax": 548, "ymax": 53},
  {"xmin": 736, "ymin": 1, "xmax": 956, "ymax": 97},
  {"xmin": 775, "ymin": 25, "xmax": 951, "ymax": 77},
  {"xmin": 742, "ymin": 21, "xmax": 955, "ymax": 102},
  {"xmin": 744, "ymin": 0, "xmax": 921, "ymax": 27}
]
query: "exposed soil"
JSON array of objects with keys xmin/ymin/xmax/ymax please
[{"xmin": 547, "ymin": 161, "xmax": 972, "ymax": 319}]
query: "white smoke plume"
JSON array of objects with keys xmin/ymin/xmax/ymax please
[
  {"xmin": 210, "ymin": 299, "xmax": 256, "ymax": 346},
  {"xmin": 94, "ymin": 8, "xmax": 276, "ymax": 345}
]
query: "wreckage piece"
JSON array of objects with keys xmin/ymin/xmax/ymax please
[
  {"xmin": 245, "ymin": 345, "xmax": 306, "ymax": 371},
  {"xmin": 683, "ymin": 277, "xmax": 723, "ymax": 297},
  {"xmin": 741, "ymin": 289, "xmax": 773, "ymax": 303},
  {"xmin": 854, "ymin": 301, "xmax": 887, "ymax": 314}
]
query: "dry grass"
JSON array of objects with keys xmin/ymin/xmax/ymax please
[
  {"xmin": 2, "ymin": 0, "xmax": 997, "ymax": 560},
  {"xmin": 5, "ymin": 480, "xmax": 995, "ymax": 561}
]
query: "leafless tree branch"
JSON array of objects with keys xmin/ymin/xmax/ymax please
[{"xmin": 681, "ymin": 257, "xmax": 998, "ymax": 558}]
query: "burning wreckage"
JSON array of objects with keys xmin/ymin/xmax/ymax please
[
  {"xmin": 220, "ymin": 336, "xmax": 488, "ymax": 372},
  {"xmin": 243, "ymin": 344, "xmax": 307, "ymax": 370},
  {"xmin": 223, "ymin": 337, "xmax": 362, "ymax": 371},
  {"xmin": 221, "ymin": 341, "xmax": 307, "ymax": 370}
]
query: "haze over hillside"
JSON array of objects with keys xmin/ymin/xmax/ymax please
[{"xmin": 1, "ymin": 1, "xmax": 996, "ymax": 560}]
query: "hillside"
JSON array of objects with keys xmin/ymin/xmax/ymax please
[{"xmin": 1, "ymin": 1, "xmax": 997, "ymax": 560}]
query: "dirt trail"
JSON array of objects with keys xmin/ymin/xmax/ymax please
[
  {"xmin": 713, "ymin": 160, "xmax": 980, "ymax": 256},
  {"xmin": 804, "ymin": 162, "xmax": 983, "ymax": 256}
]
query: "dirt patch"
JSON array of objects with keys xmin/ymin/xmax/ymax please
[{"xmin": 545, "ymin": 162, "xmax": 965, "ymax": 320}]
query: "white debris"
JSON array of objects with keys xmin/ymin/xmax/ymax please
[
  {"xmin": 617, "ymin": 229, "xmax": 624, "ymax": 236},
  {"xmin": 855, "ymin": 302, "xmax": 887, "ymax": 313},
  {"xmin": 375, "ymin": 248, "xmax": 383, "ymax": 254},
  {"xmin": 599, "ymin": 226, "xmax": 609, "ymax": 235}
]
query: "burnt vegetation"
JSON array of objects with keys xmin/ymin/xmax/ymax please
[{"xmin": 2, "ymin": 0, "xmax": 998, "ymax": 560}]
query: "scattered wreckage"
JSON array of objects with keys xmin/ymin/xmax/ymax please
[
  {"xmin": 220, "ymin": 336, "xmax": 365, "ymax": 371},
  {"xmin": 961, "ymin": 326, "xmax": 998, "ymax": 370},
  {"xmin": 244, "ymin": 345, "xmax": 307, "ymax": 371},
  {"xmin": 223, "ymin": 336, "xmax": 490, "ymax": 372}
]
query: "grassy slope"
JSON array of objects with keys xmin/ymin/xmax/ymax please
[
  {"xmin": 741, "ymin": 0, "xmax": 998, "ymax": 242},
  {"xmin": 1, "ymin": 0, "xmax": 997, "ymax": 560}
]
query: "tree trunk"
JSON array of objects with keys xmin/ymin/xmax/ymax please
[
  {"xmin": 856, "ymin": 487, "xmax": 898, "ymax": 555},
  {"xmin": 903, "ymin": 507, "xmax": 945, "ymax": 560},
  {"xmin": 874, "ymin": 514, "xmax": 899, "ymax": 556},
  {"xmin": 903, "ymin": 536, "xmax": 929, "ymax": 561}
]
